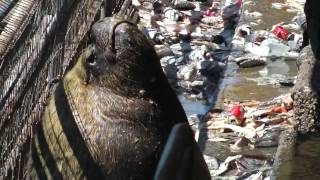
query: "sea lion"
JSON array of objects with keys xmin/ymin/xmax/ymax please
[{"xmin": 27, "ymin": 16, "xmax": 189, "ymax": 179}]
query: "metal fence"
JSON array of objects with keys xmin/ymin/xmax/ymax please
[{"xmin": 0, "ymin": 0, "xmax": 126, "ymax": 178}]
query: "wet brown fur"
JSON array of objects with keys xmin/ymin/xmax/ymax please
[{"xmin": 27, "ymin": 16, "xmax": 188, "ymax": 180}]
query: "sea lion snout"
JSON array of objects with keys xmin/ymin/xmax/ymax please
[{"xmin": 91, "ymin": 17, "xmax": 137, "ymax": 52}]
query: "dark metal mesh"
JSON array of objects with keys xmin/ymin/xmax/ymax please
[
  {"xmin": 0, "ymin": 0, "xmax": 127, "ymax": 178},
  {"xmin": 113, "ymin": 0, "xmax": 127, "ymax": 13}
]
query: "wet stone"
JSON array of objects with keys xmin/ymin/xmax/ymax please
[
  {"xmin": 178, "ymin": 64, "xmax": 196, "ymax": 81},
  {"xmin": 234, "ymin": 55, "xmax": 267, "ymax": 68},
  {"xmin": 190, "ymin": 80, "xmax": 205, "ymax": 88}
]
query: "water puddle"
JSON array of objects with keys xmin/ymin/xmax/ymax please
[
  {"xmin": 278, "ymin": 135, "xmax": 320, "ymax": 180},
  {"xmin": 247, "ymin": 0, "xmax": 297, "ymax": 30},
  {"xmin": 178, "ymin": 95, "xmax": 210, "ymax": 117},
  {"xmin": 221, "ymin": 60, "xmax": 297, "ymax": 102},
  {"xmin": 221, "ymin": 0, "xmax": 298, "ymax": 102}
]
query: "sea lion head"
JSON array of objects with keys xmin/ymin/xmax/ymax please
[{"xmin": 87, "ymin": 17, "xmax": 162, "ymax": 97}]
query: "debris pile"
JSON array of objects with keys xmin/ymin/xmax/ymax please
[
  {"xmin": 229, "ymin": 1, "xmax": 306, "ymax": 69},
  {"xmin": 133, "ymin": 0, "xmax": 242, "ymax": 101},
  {"xmin": 200, "ymin": 94, "xmax": 295, "ymax": 178}
]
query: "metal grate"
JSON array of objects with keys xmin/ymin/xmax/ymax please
[{"xmin": 0, "ymin": 0, "xmax": 128, "ymax": 178}]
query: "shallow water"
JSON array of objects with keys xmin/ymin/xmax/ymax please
[
  {"xmin": 220, "ymin": 60, "xmax": 297, "ymax": 102},
  {"xmin": 222, "ymin": 0, "xmax": 298, "ymax": 102},
  {"xmin": 247, "ymin": 0, "xmax": 297, "ymax": 30},
  {"xmin": 278, "ymin": 136, "xmax": 320, "ymax": 180}
]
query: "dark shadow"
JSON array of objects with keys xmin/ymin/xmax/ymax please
[
  {"xmin": 305, "ymin": 0, "xmax": 320, "ymax": 133},
  {"xmin": 32, "ymin": 126, "xmax": 62, "ymax": 180},
  {"xmin": 197, "ymin": 22, "xmax": 239, "ymax": 153},
  {"xmin": 54, "ymin": 82, "xmax": 104, "ymax": 179},
  {"xmin": 306, "ymin": 0, "xmax": 320, "ymax": 93},
  {"xmin": 154, "ymin": 123, "xmax": 211, "ymax": 180},
  {"xmin": 45, "ymin": 107, "xmax": 78, "ymax": 177}
]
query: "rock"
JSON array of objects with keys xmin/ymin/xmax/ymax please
[
  {"xmin": 271, "ymin": 3, "xmax": 289, "ymax": 10},
  {"xmin": 175, "ymin": 56, "xmax": 186, "ymax": 66},
  {"xmin": 196, "ymin": 60, "xmax": 212, "ymax": 71},
  {"xmin": 188, "ymin": 114, "xmax": 202, "ymax": 127},
  {"xmin": 231, "ymin": 37, "xmax": 246, "ymax": 51},
  {"xmin": 236, "ymin": 24, "xmax": 252, "ymax": 38},
  {"xmin": 279, "ymin": 78, "xmax": 295, "ymax": 87},
  {"xmin": 244, "ymin": 10, "xmax": 263, "ymax": 19},
  {"xmin": 160, "ymin": 57, "xmax": 179, "ymax": 81},
  {"xmin": 284, "ymin": 51, "xmax": 299, "ymax": 60},
  {"xmin": 201, "ymin": 16, "xmax": 223, "ymax": 26},
  {"xmin": 296, "ymin": 45, "xmax": 311, "ymax": 69},
  {"xmin": 203, "ymin": 155, "xmax": 220, "ymax": 171},
  {"xmin": 155, "ymin": 45, "xmax": 174, "ymax": 58},
  {"xmin": 178, "ymin": 64, "xmax": 196, "ymax": 81},
  {"xmin": 153, "ymin": 0, "xmax": 164, "ymax": 14},
  {"xmin": 282, "ymin": 23, "xmax": 300, "ymax": 31},
  {"xmin": 255, "ymin": 127, "xmax": 280, "ymax": 147},
  {"xmin": 222, "ymin": 1, "xmax": 241, "ymax": 21},
  {"xmin": 190, "ymin": 32, "xmax": 204, "ymax": 39},
  {"xmin": 213, "ymin": 155, "xmax": 243, "ymax": 176},
  {"xmin": 212, "ymin": 35, "xmax": 226, "ymax": 45},
  {"xmin": 245, "ymin": 38, "xmax": 292, "ymax": 57},
  {"xmin": 153, "ymin": 32, "xmax": 166, "ymax": 44},
  {"xmin": 170, "ymin": 42, "xmax": 194, "ymax": 53},
  {"xmin": 200, "ymin": 61, "xmax": 224, "ymax": 76},
  {"xmin": 160, "ymin": 56, "xmax": 176, "ymax": 66},
  {"xmin": 262, "ymin": 38, "xmax": 290, "ymax": 57},
  {"xmin": 293, "ymin": 13, "xmax": 306, "ymax": 30},
  {"xmin": 163, "ymin": 64, "xmax": 178, "ymax": 80},
  {"xmin": 132, "ymin": 0, "xmax": 141, "ymax": 7},
  {"xmin": 188, "ymin": 45, "xmax": 210, "ymax": 62},
  {"xmin": 245, "ymin": 42, "xmax": 270, "ymax": 57},
  {"xmin": 181, "ymin": 10, "xmax": 203, "ymax": 20},
  {"xmin": 235, "ymin": 55, "xmax": 267, "ymax": 68},
  {"xmin": 173, "ymin": 1, "xmax": 196, "ymax": 11},
  {"xmin": 190, "ymin": 80, "xmax": 205, "ymax": 88},
  {"xmin": 293, "ymin": 46, "xmax": 320, "ymax": 133}
]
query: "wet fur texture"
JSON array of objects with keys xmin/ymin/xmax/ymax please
[{"xmin": 27, "ymin": 17, "xmax": 188, "ymax": 180}]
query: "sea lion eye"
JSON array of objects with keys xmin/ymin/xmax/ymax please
[{"xmin": 87, "ymin": 53, "xmax": 96, "ymax": 66}]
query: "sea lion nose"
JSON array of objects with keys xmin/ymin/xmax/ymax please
[{"xmin": 91, "ymin": 17, "xmax": 136, "ymax": 52}]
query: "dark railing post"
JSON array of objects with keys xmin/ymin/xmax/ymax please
[{"xmin": 105, "ymin": 0, "xmax": 113, "ymax": 17}]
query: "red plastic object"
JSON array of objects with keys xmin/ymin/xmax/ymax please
[
  {"xmin": 273, "ymin": 25, "xmax": 289, "ymax": 40},
  {"xmin": 230, "ymin": 105, "xmax": 244, "ymax": 118},
  {"xmin": 236, "ymin": 0, "xmax": 242, "ymax": 7},
  {"xmin": 204, "ymin": 9, "xmax": 215, "ymax": 16}
]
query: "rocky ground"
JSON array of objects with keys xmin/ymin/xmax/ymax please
[
  {"xmin": 133, "ymin": 0, "xmax": 306, "ymax": 179},
  {"xmin": 198, "ymin": 0, "xmax": 306, "ymax": 179},
  {"xmin": 135, "ymin": 0, "xmax": 240, "ymax": 104}
]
